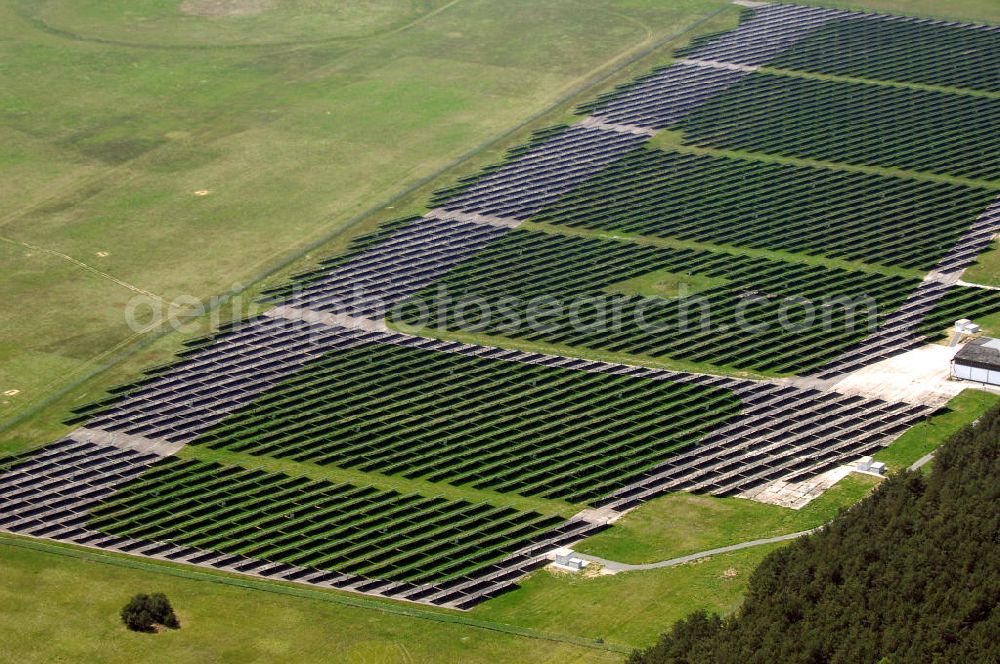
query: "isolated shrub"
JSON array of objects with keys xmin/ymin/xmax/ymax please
[
  {"xmin": 120, "ymin": 592, "xmax": 180, "ymax": 632},
  {"xmin": 120, "ymin": 596, "xmax": 154, "ymax": 632}
]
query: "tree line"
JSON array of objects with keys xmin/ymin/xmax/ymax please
[{"xmin": 630, "ymin": 403, "xmax": 1000, "ymax": 664}]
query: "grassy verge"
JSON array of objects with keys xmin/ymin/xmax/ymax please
[
  {"xmin": 520, "ymin": 218, "xmax": 926, "ymax": 280},
  {"xmin": 976, "ymin": 311, "xmax": 1000, "ymax": 338},
  {"xmin": 960, "ymin": 240, "xmax": 1000, "ymax": 287},
  {"xmin": 605, "ymin": 269, "xmax": 728, "ymax": 299},
  {"xmin": 0, "ymin": 526, "xmax": 780, "ymax": 655},
  {"xmin": 802, "ymin": 0, "xmax": 1000, "ymax": 23},
  {"xmin": 873, "ymin": 389, "xmax": 1000, "ymax": 470},
  {"xmin": 180, "ymin": 446, "xmax": 584, "ymax": 518},
  {"xmin": 647, "ymin": 129, "xmax": 1000, "ymax": 192},
  {"xmin": 572, "ymin": 474, "xmax": 879, "ymax": 565},
  {"xmin": 0, "ymin": 534, "xmax": 622, "ymax": 664}
]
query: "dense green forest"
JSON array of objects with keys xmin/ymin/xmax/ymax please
[{"xmin": 630, "ymin": 404, "xmax": 1000, "ymax": 664}]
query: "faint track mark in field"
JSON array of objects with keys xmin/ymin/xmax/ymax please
[
  {"xmin": 16, "ymin": 0, "xmax": 469, "ymax": 50},
  {"xmin": 0, "ymin": 235, "xmax": 167, "ymax": 304}
]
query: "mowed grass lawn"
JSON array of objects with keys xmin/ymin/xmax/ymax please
[
  {"xmin": 0, "ymin": 537, "xmax": 620, "ymax": 664},
  {"xmin": 961, "ymin": 240, "xmax": 1000, "ymax": 287},
  {"xmin": 573, "ymin": 475, "xmax": 881, "ymax": 565},
  {"xmin": 0, "ymin": 0, "xmax": 731, "ymax": 427}
]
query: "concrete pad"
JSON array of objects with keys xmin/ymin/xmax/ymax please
[
  {"xmin": 572, "ymin": 505, "xmax": 623, "ymax": 525},
  {"xmin": 71, "ymin": 427, "xmax": 186, "ymax": 456},
  {"xmin": 577, "ymin": 116, "xmax": 657, "ymax": 137},
  {"xmin": 825, "ymin": 343, "xmax": 966, "ymax": 406},
  {"xmin": 739, "ymin": 465, "xmax": 854, "ymax": 509},
  {"xmin": 424, "ymin": 208, "xmax": 522, "ymax": 229},
  {"xmin": 265, "ymin": 304, "xmax": 388, "ymax": 332},
  {"xmin": 677, "ymin": 58, "xmax": 761, "ymax": 73}
]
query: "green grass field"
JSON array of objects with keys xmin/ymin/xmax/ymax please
[
  {"xmin": 961, "ymin": 241, "xmax": 1000, "ymax": 287},
  {"xmin": 473, "ymin": 544, "xmax": 777, "ymax": 648},
  {"xmin": 28, "ymin": 0, "xmax": 453, "ymax": 46},
  {"xmin": 0, "ymin": 536, "xmax": 619, "ymax": 664}
]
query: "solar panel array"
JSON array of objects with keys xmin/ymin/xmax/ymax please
[
  {"xmin": 814, "ymin": 197, "xmax": 1000, "ymax": 378},
  {"xmin": 434, "ymin": 124, "xmax": 649, "ymax": 220},
  {"xmin": 71, "ymin": 316, "xmax": 370, "ymax": 442},
  {"xmin": 575, "ymin": 62, "xmax": 750, "ymax": 130},
  {"xmin": 768, "ymin": 17, "xmax": 1000, "ymax": 91},
  {"xmin": 87, "ymin": 456, "xmax": 568, "ymax": 585},
  {"xmin": 190, "ymin": 343, "xmax": 744, "ymax": 503},
  {"xmin": 674, "ymin": 73, "xmax": 1000, "ymax": 180},
  {"xmin": 0, "ymin": 439, "xmax": 160, "ymax": 539},
  {"xmin": 2, "ymin": 2, "xmax": 996, "ymax": 609},
  {"xmin": 533, "ymin": 148, "xmax": 997, "ymax": 271},
  {"xmin": 0, "ymin": 438, "xmax": 602, "ymax": 609},
  {"xmin": 392, "ymin": 229, "xmax": 922, "ymax": 374},
  {"xmin": 674, "ymin": 3, "xmax": 855, "ymax": 66},
  {"xmin": 276, "ymin": 217, "xmax": 508, "ymax": 319},
  {"xmin": 675, "ymin": 3, "xmax": 996, "ymax": 68},
  {"xmin": 72, "ymin": 324, "xmax": 937, "ymax": 505}
]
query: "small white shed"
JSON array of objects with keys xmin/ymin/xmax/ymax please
[{"xmin": 552, "ymin": 547, "xmax": 586, "ymax": 570}]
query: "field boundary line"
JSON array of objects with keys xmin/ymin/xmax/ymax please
[{"xmin": 0, "ymin": 533, "xmax": 629, "ymax": 654}]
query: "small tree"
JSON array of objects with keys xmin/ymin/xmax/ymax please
[{"xmin": 121, "ymin": 593, "xmax": 180, "ymax": 632}]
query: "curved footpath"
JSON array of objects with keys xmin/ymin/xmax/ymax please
[
  {"xmin": 577, "ymin": 453, "xmax": 935, "ymax": 572},
  {"xmin": 575, "ymin": 529, "xmax": 817, "ymax": 572}
]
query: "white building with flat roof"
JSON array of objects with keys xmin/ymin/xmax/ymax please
[{"xmin": 952, "ymin": 337, "xmax": 1000, "ymax": 386}]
